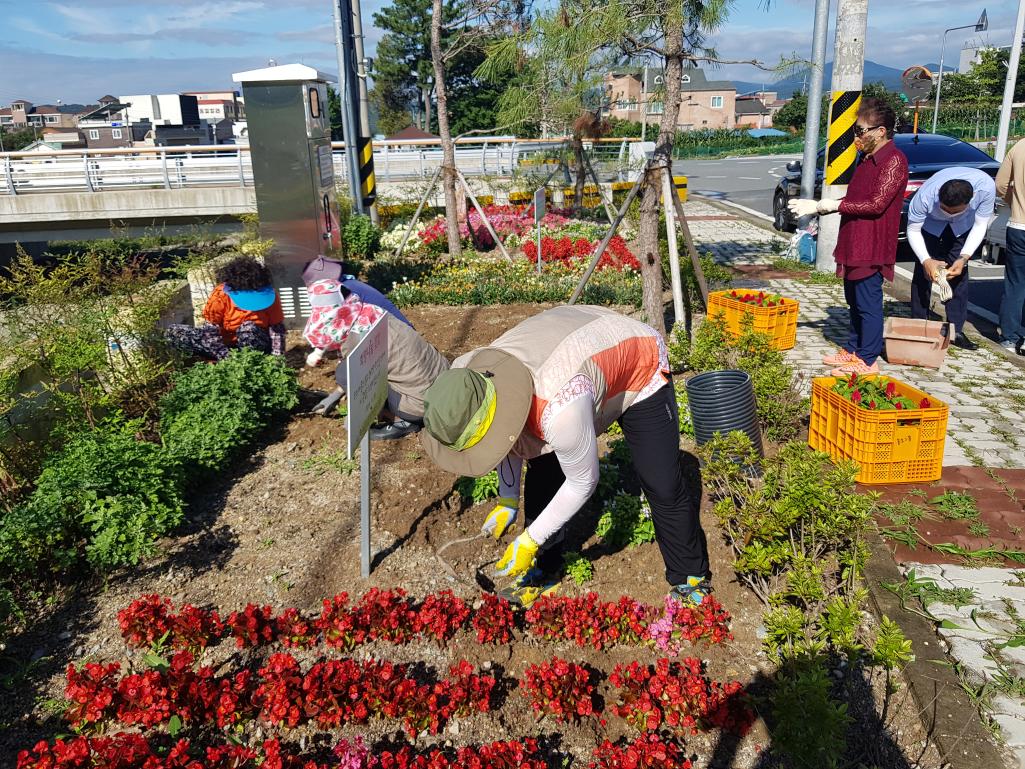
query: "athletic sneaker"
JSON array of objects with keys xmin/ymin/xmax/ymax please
[
  {"xmin": 831, "ymin": 358, "xmax": 880, "ymax": 377},
  {"xmin": 822, "ymin": 348, "xmax": 859, "ymax": 366},
  {"xmin": 669, "ymin": 576, "xmax": 713, "ymax": 606}
]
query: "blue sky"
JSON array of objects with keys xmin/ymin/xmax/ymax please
[{"xmin": 0, "ymin": 0, "xmax": 1017, "ymax": 104}]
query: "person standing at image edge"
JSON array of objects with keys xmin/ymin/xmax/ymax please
[
  {"xmin": 906, "ymin": 166, "xmax": 996, "ymax": 350},
  {"xmin": 787, "ymin": 98, "xmax": 909, "ymax": 375},
  {"xmin": 996, "ymin": 140, "xmax": 1025, "ymax": 355}
]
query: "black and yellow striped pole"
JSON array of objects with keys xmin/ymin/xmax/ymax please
[
  {"xmin": 357, "ymin": 135, "xmax": 376, "ymax": 209},
  {"xmin": 816, "ymin": 0, "xmax": 868, "ymax": 271},
  {"xmin": 825, "ymin": 90, "xmax": 861, "ymax": 186}
]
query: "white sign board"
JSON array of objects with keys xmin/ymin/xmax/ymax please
[
  {"xmin": 533, "ymin": 188, "xmax": 546, "ymax": 223},
  {"xmin": 346, "ymin": 315, "xmax": 389, "ymax": 459}
]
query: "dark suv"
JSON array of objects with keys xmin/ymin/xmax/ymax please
[{"xmin": 772, "ymin": 133, "xmax": 1000, "ymax": 245}]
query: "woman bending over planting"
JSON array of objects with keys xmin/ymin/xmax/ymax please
[
  {"xmin": 166, "ymin": 255, "xmax": 286, "ymax": 360},
  {"xmin": 420, "ymin": 305, "xmax": 710, "ymax": 608}
]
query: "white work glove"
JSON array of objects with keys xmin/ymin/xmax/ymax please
[
  {"xmin": 935, "ymin": 269, "xmax": 953, "ymax": 302},
  {"xmin": 788, "ymin": 199, "xmax": 819, "ymax": 218},
  {"xmin": 816, "ymin": 198, "xmax": 841, "ymax": 214},
  {"xmin": 306, "ymin": 348, "xmax": 325, "ymax": 367}
]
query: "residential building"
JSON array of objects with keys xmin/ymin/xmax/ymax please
[
  {"xmin": 735, "ymin": 92, "xmax": 788, "ymax": 129},
  {"xmin": 605, "ymin": 67, "xmax": 737, "ymax": 131},
  {"xmin": 184, "ymin": 90, "xmax": 246, "ymax": 120},
  {"xmin": 118, "ymin": 94, "xmax": 201, "ymax": 128},
  {"xmin": 77, "ymin": 99, "xmax": 140, "ymax": 149},
  {"xmin": 0, "ymin": 100, "xmax": 79, "ymax": 131}
]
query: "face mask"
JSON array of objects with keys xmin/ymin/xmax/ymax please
[
  {"xmin": 854, "ymin": 134, "xmax": 877, "ymax": 154},
  {"xmin": 933, "ymin": 208, "xmax": 961, "ymax": 221}
]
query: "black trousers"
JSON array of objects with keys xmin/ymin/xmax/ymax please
[
  {"xmin": 523, "ymin": 383, "xmax": 709, "ymax": 585},
  {"xmin": 910, "ymin": 225, "xmax": 971, "ymax": 334}
]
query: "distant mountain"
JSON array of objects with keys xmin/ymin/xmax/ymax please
[{"xmin": 734, "ymin": 59, "xmax": 908, "ymax": 97}]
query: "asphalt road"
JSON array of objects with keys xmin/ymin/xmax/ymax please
[{"xmin": 674, "ymin": 154, "xmax": 1010, "ymax": 324}]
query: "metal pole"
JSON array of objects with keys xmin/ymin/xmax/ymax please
[
  {"xmin": 799, "ymin": 0, "xmax": 830, "ymax": 212},
  {"xmin": 350, "ymin": 0, "xmax": 379, "ymax": 225},
  {"xmin": 333, "ymin": 0, "xmax": 364, "ymax": 215},
  {"xmin": 360, "ymin": 430, "xmax": 371, "ymax": 578},
  {"xmin": 932, "ymin": 32, "xmax": 949, "ymax": 134},
  {"xmin": 536, "ymin": 219, "xmax": 542, "ymax": 275},
  {"xmin": 817, "ymin": 0, "xmax": 868, "ymax": 273},
  {"xmin": 997, "ymin": 0, "xmax": 1025, "ymax": 161}
]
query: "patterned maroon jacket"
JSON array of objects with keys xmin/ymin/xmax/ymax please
[{"xmin": 833, "ymin": 140, "xmax": 909, "ymax": 281}]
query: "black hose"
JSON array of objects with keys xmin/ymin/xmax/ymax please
[{"xmin": 685, "ymin": 370, "xmax": 763, "ymax": 456}]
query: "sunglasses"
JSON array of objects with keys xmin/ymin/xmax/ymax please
[{"xmin": 853, "ymin": 124, "xmax": 883, "ymax": 137}]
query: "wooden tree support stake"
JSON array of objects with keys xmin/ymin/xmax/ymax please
[
  {"xmin": 395, "ymin": 166, "xmax": 442, "ymax": 258},
  {"xmin": 457, "ymin": 169, "xmax": 513, "ymax": 262}
]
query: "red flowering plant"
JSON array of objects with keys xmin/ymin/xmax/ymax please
[
  {"xmin": 315, "ymin": 592, "xmax": 360, "ymax": 650},
  {"xmin": 253, "ymin": 653, "xmax": 305, "ymax": 727},
  {"xmin": 524, "ymin": 593, "xmax": 656, "ymax": 650},
  {"xmin": 727, "ymin": 289, "xmax": 786, "ymax": 308},
  {"xmin": 226, "ymin": 603, "xmax": 280, "ymax": 648},
  {"xmin": 520, "ymin": 657, "xmax": 598, "ymax": 723},
  {"xmin": 64, "ymin": 661, "xmax": 120, "ymax": 728},
  {"xmin": 522, "ymin": 235, "xmax": 639, "ymax": 272},
  {"xmin": 415, "ymin": 590, "xmax": 471, "ymax": 646},
  {"xmin": 472, "ymin": 593, "xmax": 516, "ymax": 644},
  {"xmin": 118, "ymin": 596, "xmax": 223, "ymax": 653},
  {"xmin": 352, "ymin": 588, "xmax": 419, "ymax": 644},
  {"xmin": 645, "ymin": 595, "xmax": 733, "ymax": 655},
  {"xmin": 831, "ymin": 374, "xmax": 928, "ymax": 411},
  {"xmin": 16, "ymin": 732, "xmax": 155, "ymax": 769},
  {"xmin": 275, "ymin": 608, "xmax": 317, "ymax": 649},
  {"xmin": 589, "ymin": 734, "xmax": 692, "ymax": 769},
  {"xmin": 609, "ymin": 658, "xmax": 753, "ymax": 737}
]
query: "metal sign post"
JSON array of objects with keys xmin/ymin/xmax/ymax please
[
  {"xmin": 345, "ymin": 316, "xmax": 389, "ymax": 577},
  {"xmin": 533, "ymin": 188, "xmax": 546, "ymax": 275}
]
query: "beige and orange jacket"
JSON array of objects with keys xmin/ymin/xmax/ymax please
[{"xmin": 996, "ymin": 139, "xmax": 1025, "ymax": 225}]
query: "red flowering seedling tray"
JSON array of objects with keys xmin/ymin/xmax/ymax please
[
  {"xmin": 809, "ymin": 376, "xmax": 948, "ymax": 484},
  {"xmin": 707, "ymin": 289, "xmax": 799, "ymax": 350}
]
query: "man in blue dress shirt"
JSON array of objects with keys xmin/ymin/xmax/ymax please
[{"xmin": 906, "ymin": 166, "xmax": 995, "ymax": 350}]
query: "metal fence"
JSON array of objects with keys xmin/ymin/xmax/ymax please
[
  {"xmin": 0, "ymin": 138, "xmax": 639, "ymax": 196},
  {"xmin": 933, "ymin": 105, "xmax": 1025, "ymax": 143}
]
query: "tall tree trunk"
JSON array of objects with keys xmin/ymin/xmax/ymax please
[
  {"xmin": 636, "ymin": 29, "xmax": 685, "ymax": 338},
  {"xmin": 431, "ymin": 0, "xmax": 462, "ymax": 258},
  {"xmin": 422, "ymin": 84, "xmax": 433, "ymax": 132},
  {"xmin": 571, "ymin": 133, "xmax": 586, "ymax": 212}
]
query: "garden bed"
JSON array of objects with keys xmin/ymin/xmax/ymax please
[{"xmin": 1, "ymin": 303, "xmax": 944, "ymax": 769}]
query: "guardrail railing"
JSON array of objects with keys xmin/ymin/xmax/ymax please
[{"xmin": 0, "ymin": 138, "xmax": 642, "ymax": 195}]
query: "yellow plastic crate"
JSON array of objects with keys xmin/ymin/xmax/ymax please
[
  {"xmin": 809, "ymin": 376, "xmax": 948, "ymax": 485},
  {"xmin": 707, "ymin": 289, "xmax": 799, "ymax": 350}
]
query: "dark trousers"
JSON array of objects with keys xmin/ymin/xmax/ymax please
[
  {"xmin": 842, "ymin": 271, "xmax": 884, "ymax": 366},
  {"xmin": 523, "ymin": 383, "xmax": 709, "ymax": 585},
  {"xmin": 165, "ymin": 321, "xmax": 271, "ymax": 360},
  {"xmin": 1000, "ymin": 227, "xmax": 1025, "ymax": 343},
  {"xmin": 911, "ymin": 225, "xmax": 970, "ymax": 334}
]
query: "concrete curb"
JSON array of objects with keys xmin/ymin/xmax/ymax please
[{"xmin": 863, "ymin": 531, "xmax": 1010, "ymax": 769}]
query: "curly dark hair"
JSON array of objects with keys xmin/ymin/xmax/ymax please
[
  {"xmin": 216, "ymin": 256, "xmax": 272, "ymax": 291},
  {"xmin": 857, "ymin": 97, "xmax": 897, "ymax": 138}
]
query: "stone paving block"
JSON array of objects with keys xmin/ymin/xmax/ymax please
[
  {"xmin": 938, "ymin": 566, "xmax": 1025, "ymax": 603},
  {"xmin": 945, "ymin": 634, "xmax": 1002, "ymax": 684},
  {"xmin": 992, "ymin": 712, "xmax": 1025, "ymax": 749}
]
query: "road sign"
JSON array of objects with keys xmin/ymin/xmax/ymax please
[
  {"xmin": 345, "ymin": 315, "xmax": 388, "ymax": 578},
  {"xmin": 901, "ymin": 66, "xmax": 934, "ymax": 103}
]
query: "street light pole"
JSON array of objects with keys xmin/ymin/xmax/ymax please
[
  {"xmin": 800, "ymin": 0, "xmax": 830, "ymax": 208},
  {"xmin": 997, "ymin": 0, "xmax": 1025, "ymax": 160},
  {"xmin": 641, "ymin": 64, "xmax": 648, "ymax": 143},
  {"xmin": 932, "ymin": 10, "xmax": 989, "ymax": 134}
]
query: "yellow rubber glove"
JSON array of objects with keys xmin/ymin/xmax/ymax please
[
  {"xmin": 481, "ymin": 497, "xmax": 518, "ymax": 538},
  {"xmin": 495, "ymin": 531, "xmax": 539, "ymax": 577}
]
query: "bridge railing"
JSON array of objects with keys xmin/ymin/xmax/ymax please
[{"xmin": 0, "ymin": 137, "xmax": 640, "ymax": 195}]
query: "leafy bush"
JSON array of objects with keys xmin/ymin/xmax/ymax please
[
  {"xmin": 770, "ymin": 654, "xmax": 849, "ymax": 769},
  {"xmin": 160, "ymin": 349, "xmax": 298, "ymax": 471},
  {"xmin": 1, "ymin": 419, "xmax": 184, "ymax": 576},
  {"xmin": 701, "ymin": 434, "xmax": 876, "ymax": 658},
  {"xmin": 343, "ymin": 215, "xmax": 381, "ymax": 260},
  {"xmin": 455, "ymin": 471, "xmax": 499, "ymax": 504},
  {"xmin": 671, "ymin": 314, "xmax": 806, "ymax": 442},
  {"xmin": 562, "ymin": 552, "xmax": 594, "ymax": 585},
  {"xmin": 596, "ymin": 493, "xmax": 655, "ymax": 549}
]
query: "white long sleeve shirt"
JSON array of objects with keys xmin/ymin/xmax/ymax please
[{"xmin": 496, "ymin": 340, "xmax": 669, "ymax": 546}]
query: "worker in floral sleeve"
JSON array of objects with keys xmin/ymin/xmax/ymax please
[
  {"xmin": 420, "ymin": 305, "xmax": 710, "ymax": 608},
  {"xmin": 166, "ymin": 255, "xmax": 286, "ymax": 359},
  {"xmin": 788, "ymin": 97, "xmax": 909, "ymax": 375},
  {"xmin": 305, "ymin": 279, "xmax": 449, "ymax": 440}
]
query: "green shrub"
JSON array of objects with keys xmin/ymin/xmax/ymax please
[
  {"xmin": 596, "ymin": 492, "xmax": 655, "ymax": 548},
  {"xmin": 1, "ymin": 419, "xmax": 184, "ymax": 576},
  {"xmin": 770, "ymin": 654, "xmax": 849, "ymax": 769},
  {"xmin": 343, "ymin": 214, "xmax": 381, "ymax": 260},
  {"xmin": 455, "ymin": 471, "xmax": 500, "ymax": 504},
  {"xmin": 160, "ymin": 348, "xmax": 298, "ymax": 470},
  {"xmin": 671, "ymin": 314, "xmax": 806, "ymax": 442},
  {"xmin": 563, "ymin": 551, "xmax": 594, "ymax": 585},
  {"xmin": 701, "ymin": 433, "xmax": 876, "ymax": 658}
]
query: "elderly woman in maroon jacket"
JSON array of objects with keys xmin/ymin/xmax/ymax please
[{"xmin": 789, "ymin": 98, "xmax": 909, "ymax": 375}]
